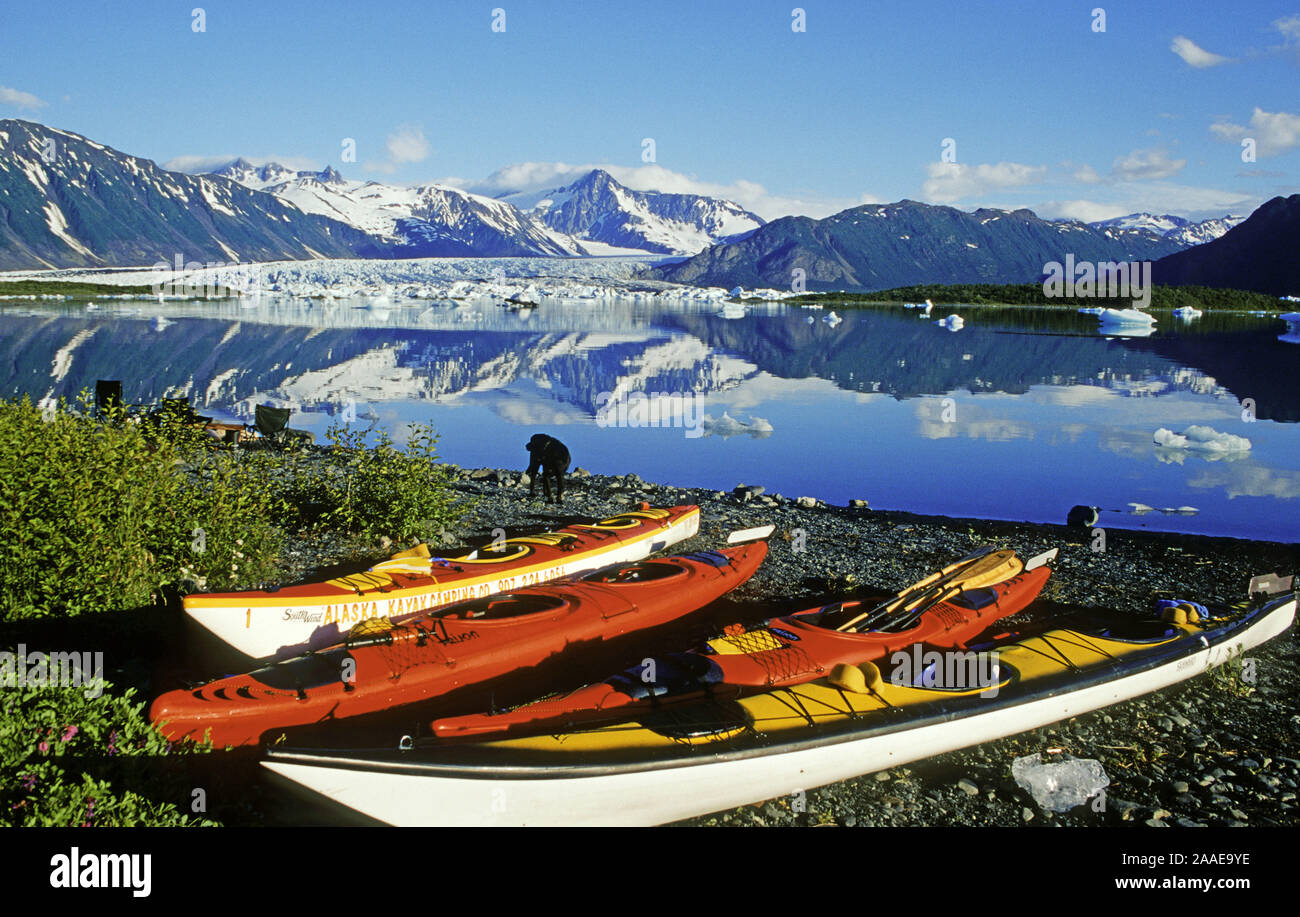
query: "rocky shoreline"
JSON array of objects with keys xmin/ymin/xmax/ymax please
[{"xmin": 344, "ymin": 462, "xmax": 1297, "ymax": 828}]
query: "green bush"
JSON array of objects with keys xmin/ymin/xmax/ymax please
[
  {"xmin": 0, "ymin": 395, "xmax": 186, "ymax": 618},
  {"xmin": 173, "ymin": 449, "xmax": 288, "ymax": 593},
  {"xmin": 0, "ymin": 673, "xmax": 216, "ymax": 827},
  {"xmin": 0, "ymin": 395, "xmax": 286, "ymax": 619},
  {"xmin": 297, "ymin": 421, "xmax": 462, "ymax": 542}
]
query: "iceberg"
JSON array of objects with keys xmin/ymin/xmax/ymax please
[{"xmin": 1153, "ymin": 425, "xmax": 1251, "ymax": 454}]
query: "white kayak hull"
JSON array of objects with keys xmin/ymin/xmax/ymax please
[
  {"xmin": 188, "ymin": 510, "xmax": 699, "ymax": 660},
  {"xmin": 264, "ymin": 594, "xmax": 1295, "ymax": 827}
]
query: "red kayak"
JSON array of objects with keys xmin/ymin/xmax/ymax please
[
  {"xmin": 432, "ymin": 561, "xmax": 1050, "ymax": 739},
  {"xmin": 150, "ymin": 543, "xmax": 767, "ymax": 747}
]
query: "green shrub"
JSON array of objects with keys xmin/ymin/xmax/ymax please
[
  {"xmin": 0, "ymin": 395, "xmax": 186, "ymax": 618},
  {"xmin": 0, "ymin": 673, "xmax": 216, "ymax": 827},
  {"xmin": 172, "ymin": 449, "xmax": 288, "ymax": 593},
  {"xmin": 0, "ymin": 395, "xmax": 287, "ymax": 619},
  {"xmin": 299, "ymin": 421, "xmax": 462, "ymax": 542}
]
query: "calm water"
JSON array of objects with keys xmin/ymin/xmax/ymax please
[{"xmin": 3, "ymin": 297, "xmax": 1298, "ymax": 542}]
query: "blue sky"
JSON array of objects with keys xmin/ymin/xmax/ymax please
[{"xmin": 2, "ymin": 1, "xmax": 1297, "ymax": 220}]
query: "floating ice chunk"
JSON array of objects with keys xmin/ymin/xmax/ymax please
[
  {"xmin": 1097, "ymin": 308, "xmax": 1155, "ymax": 325},
  {"xmin": 1127, "ymin": 502, "xmax": 1154, "ymax": 514},
  {"xmin": 1012, "ymin": 753, "xmax": 1109, "ymax": 813},
  {"xmin": 935, "ymin": 314, "xmax": 964, "ymax": 331},
  {"xmin": 1172, "ymin": 306, "xmax": 1202, "ymax": 320},
  {"xmin": 824, "ymin": 310, "xmax": 842, "ymax": 327},
  {"xmin": 1154, "ymin": 425, "xmax": 1251, "ymax": 453},
  {"xmin": 701, "ymin": 411, "xmax": 773, "ymax": 438}
]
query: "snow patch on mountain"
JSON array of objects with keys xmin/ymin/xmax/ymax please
[{"xmin": 1088, "ymin": 212, "xmax": 1246, "ymax": 246}]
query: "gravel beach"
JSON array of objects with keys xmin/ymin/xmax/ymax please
[
  {"xmin": 94, "ymin": 450, "xmax": 1294, "ymax": 829},
  {"xmin": 402, "ymin": 461, "xmax": 1299, "ymax": 828}
]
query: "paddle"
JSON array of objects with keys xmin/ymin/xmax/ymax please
[
  {"xmin": 873, "ymin": 551, "xmax": 1025, "ymax": 633},
  {"xmin": 727, "ymin": 524, "xmax": 776, "ymax": 544},
  {"xmin": 833, "ymin": 546, "xmax": 997, "ymax": 633},
  {"xmin": 837, "ymin": 548, "xmax": 1020, "ymax": 633}
]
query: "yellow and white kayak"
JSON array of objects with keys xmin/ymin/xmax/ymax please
[
  {"xmin": 185, "ymin": 504, "xmax": 700, "ymax": 659},
  {"xmin": 264, "ymin": 580, "xmax": 1295, "ymax": 826}
]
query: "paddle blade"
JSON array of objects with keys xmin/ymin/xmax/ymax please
[
  {"xmin": 727, "ymin": 524, "xmax": 776, "ymax": 544},
  {"xmin": 1024, "ymin": 547, "xmax": 1059, "ymax": 571}
]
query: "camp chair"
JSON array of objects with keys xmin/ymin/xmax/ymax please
[
  {"xmin": 95, "ymin": 380, "xmax": 123, "ymax": 420},
  {"xmin": 253, "ymin": 404, "xmax": 314, "ymax": 448}
]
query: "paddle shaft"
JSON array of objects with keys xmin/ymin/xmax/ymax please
[
  {"xmin": 839, "ymin": 550, "xmax": 1020, "ymax": 633},
  {"xmin": 878, "ymin": 555, "xmax": 1025, "ymax": 633},
  {"xmin": 834, "ymin": 546, "xmax": 996, "ymax": 633}
]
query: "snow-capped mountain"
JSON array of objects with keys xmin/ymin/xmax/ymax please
[
  {"xmin": 208, "ymin": 159, "xmax": 584, "ymax": 258},
  {"xmin": 499, "ymin": 169, "xmax": 765, "ymax": 255},
  {"xmin": 1088, "ymin": 213, "xmax": 1246, "ymax": 247},
  {"xmin": 0, "ymin": 120, "xmax": 374, "ymax": 271},
  {"xmin": 652, "ymin": 200, "xmax": 1190, "ymax": 292}
]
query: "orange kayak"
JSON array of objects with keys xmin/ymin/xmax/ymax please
[
  {"xmin": 151, "ymin": 542, "xmax": 767, "ymax": 747},
  {"xmin": 432, "ymin": 563, "xmax": 1050, "ymax": 740}
]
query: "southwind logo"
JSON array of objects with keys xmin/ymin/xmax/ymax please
[{"xmin": 0, "ymin": 645, "xmax": 105, "ymax": 698}]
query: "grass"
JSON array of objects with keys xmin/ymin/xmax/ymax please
[{"xmin": 0, "ymin": 280, "xmax": 156, "ymax": 298}]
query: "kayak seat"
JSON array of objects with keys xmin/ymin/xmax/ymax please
[
  {"xmin": 949, "ymin": 586, "xmax": 999, "ymax": 610},
  {"xmin": 443, "ymin": 594, "xmax": 567, "ymax": 621},
  {"xmin": 609, "ymin": 653, "xmax": 723, "ymax": 700},
  {"xmin": 250, "ymin": 652, "xmax": 349, "ymax": 691}
]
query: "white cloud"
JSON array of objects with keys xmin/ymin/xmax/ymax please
[
  {"xmin": 1111, "ymin": 147, "xmax": 1186, "ymax": 181},
  {"xmin": 385, "ymin": 125, "xmax": 430, "ymax": 165},
  {"xmin": 364, "ymin": 125, "xmax": 432, "ymax": 175},
  {"xmin": 457, "ymin": 160, "xmax": 872, "ymax": 219},
  {"xmin": 1170, "ymin": 35, "xmax": 1232, "ymax": 68},
  {"xmin": 162, "ymin": 153, "xmax": 323, "ymax": 174},
  {"xmin": 1038, "ymin": 199, "xmax": 1132, "ymax": 223},
  {"xmin": 1073, "ymin": 164, "xmax": 1104, "ymax": 184},
  {"xmin": 0, "ymin": 86, "xmax": 47, "ymax": 110},
  {"xmin": 920, "ymin": 161, "xmax": 1047, "ymax": 204},
  {"xmin": 1036, "ymin": 182, "xmax": 1259, "ymax": 222},
  {"xmin": 1274, "ymin": 14, "xmax": 1300, "ymax": 42},
  {"xmin": 1211, "ymin": 107, "xmax": 1300, "ymax": 156}
]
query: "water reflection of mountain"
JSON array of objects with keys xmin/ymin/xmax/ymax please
[
  {"xmin": 1116, "ymin": 328, "xmax": 1300, "ymax": 423},
  {"xmin": 658, "ymin": 311, "xmax": 1255, "ymax": 407},
  {"xmin": 0, "ymin": 302, "xmax": 1294, "ymax": 422}
]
